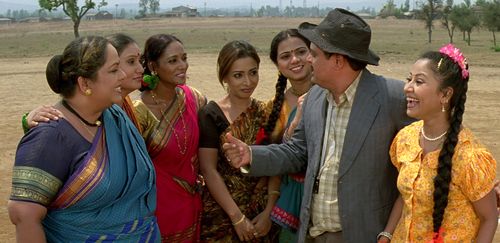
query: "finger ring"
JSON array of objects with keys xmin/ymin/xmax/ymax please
[{"xmin": 253, "ymin": 232, "xmax": 258, "ymax": 236}]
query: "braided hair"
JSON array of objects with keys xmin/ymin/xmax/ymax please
[
  {"xmin": 260, "ymin": 73, "xmax": 288, "ymax": 144},
  {"xmin": 260, "ymin": 29, "xmax": 311, "ymax": 144},
  {"xmin": 419, "ymin": 50, "xmax": 469, "ymax": 236}
]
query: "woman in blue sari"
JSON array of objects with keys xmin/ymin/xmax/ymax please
[{"xmin": 8, "ymin": 36, "xmax": 159, "ymax": 242}]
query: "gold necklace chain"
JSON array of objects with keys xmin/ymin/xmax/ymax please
[
  {"xmin": 62, "ymin": 101, "xmax": 97, "ymax": 138},
  {"xmin": 80, "ymin": 121, "xmax": 97, "ymax": 138},
  {"xmin": 151, "ymin": 90, "xmax": 188, "ymax": 155}
]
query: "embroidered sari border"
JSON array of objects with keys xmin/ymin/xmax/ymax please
[
  {"xmin": 148, "ymin": 87, "xmax": 186, "ymax": 157},
  {"xmin": 270, "ymin": 206, "xmax": 300, "ymax": 230},
  {"xmin": 51, "ymin": 127, "xmax": 107, "ymax": 209},
  {"xmin": 123, "ymin": 96, "xmax": 142, "ymax": 133},
  {"xmin": 10, "ymin": 166, "xmax": 62, "ymax": 206}
]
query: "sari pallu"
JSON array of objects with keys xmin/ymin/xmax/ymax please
[
  {"xmin": 141, "ymin": 85, "xmax": 204, "ymax": 242},
  {"xmin": 200, "ymin": 99, "xmax": 276, "ymax": 242},
  {"xmin": 123, "ymin": 95, "xmax": 143, "ymax": 134},
  {"xmin": 43, "ymin": 105, "xmax": 159, "ymax": 242}
]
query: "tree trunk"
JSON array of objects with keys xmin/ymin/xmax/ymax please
[
  {"xmin": 467, "ymin": 31, "xmax": 471, "ymax": 46},
  {"xmin": 428, "ymin": 27, "xmax": 432, "ymax": 43},
  {"xmin": 462, "ymin": 31, "xmax": 466, "ymax": 41},
  {"xmin": 450, "ymin": 31, "xmax": 454, "ymax": 44},
  {"xmin": 493, "ymin": 31, "xmax": 497, "ymax": 47},
  {"xmin": 73, "ymin": 19, "xmax": 80, "ymax": 38}
]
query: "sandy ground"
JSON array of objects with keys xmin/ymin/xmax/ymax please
[{"xmin": 0, "ymin": 18, "xmax": 500, "ymax": 241}]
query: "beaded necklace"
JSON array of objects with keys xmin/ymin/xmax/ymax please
[{"xmin": 420, "ymin": 127, "xmax": 447, "ymax": 141}]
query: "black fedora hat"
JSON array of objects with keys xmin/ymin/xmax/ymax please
[{"xmin": 298, "ymin": 8, "xmax": 380, "ymax": 66}]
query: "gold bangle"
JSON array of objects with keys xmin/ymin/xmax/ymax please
[
  {"xmin": 268, "ymin": 190, "xmax": 280, "ymax": 196},
  {"xmin": 232, "ymin": 214, "xmax": 245, "ymax": 226}
]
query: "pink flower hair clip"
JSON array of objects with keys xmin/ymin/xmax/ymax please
[{"xmin": 439, "ymin": 44, "xmax": 469, "ymax": 79}]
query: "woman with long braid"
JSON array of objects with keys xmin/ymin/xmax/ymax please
[
  {"xmin": 378, "ymin": 44, "xmax": 497, "ymax": 243},
  {"xmin": 264, "ymin": 29, "xmax": 312, "ymax": 243}
]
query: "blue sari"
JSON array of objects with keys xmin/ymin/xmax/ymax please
[{"xmin": 11, "ymin": 105, "xmax": 159, "ymax": 242}]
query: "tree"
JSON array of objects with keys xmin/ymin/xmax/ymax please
[
  {"xmin": 138, "ymin": 0, "xmax": 147, "ymax": 17},
  {"xmin": 402, "ymin": 0, "xmax": 411, "ymax": 12},
  {"xmin": 480, "ymin": 0, "xmax": 500, "ymax": 47},
  {"xmin": 441, "ymin": 0, "xmax": 455, "ymax": 43},
  {"xmin": 120, "ymin": 8, "xmax": 127, "ymax": 19},
  {"xmin": 39, "ymin": 0, "xmax": 107, "ymax": 38},
  {"xmin": 148, "ymin": 0, "xmax": 159, "ymax": 15},
  {"xmin": 379, "ymin": 0, "xmax": 397, "ymax": 18},
  {"xmin": 418, "ymin": 0, "xmax": 442, "ymax": 43},
  {"xmin": 450, "ymin": 1, "xmax": 480, "ymax": 46}
]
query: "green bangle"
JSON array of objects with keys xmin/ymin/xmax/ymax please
[{"xmin": 22, "ymin": 112, "xmax": 30, "ymax": 134}]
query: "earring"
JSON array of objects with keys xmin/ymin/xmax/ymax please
[
  {"xmin": 84, "ymin": 89, "xmax": 92, "ymax": 96},
  {"xmin": 441, "ymin": 103, "xmax": 446, "ymax": 112}
]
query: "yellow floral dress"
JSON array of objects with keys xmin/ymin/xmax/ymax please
[{"xmin": 390, "ymin": 121, "xmax": 496, "ymax": 242}]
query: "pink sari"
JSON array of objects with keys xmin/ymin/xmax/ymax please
[{"xmin": 137, "ymin": 85, "xmax": 205, "ymax": 242}]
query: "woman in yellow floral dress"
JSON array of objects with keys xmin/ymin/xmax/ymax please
[{"xmin": 378, "ymin": 44, "xmax": 498, "ymax": 243}]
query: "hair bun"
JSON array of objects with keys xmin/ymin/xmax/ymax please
[{"xmin": 46, "ymin": 55, "xmax": 63, "ymax": 93}]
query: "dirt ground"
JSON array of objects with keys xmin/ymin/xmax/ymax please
[{"xmin": 0, "ymin": 17, "xmax": 499, "ymax": 241}]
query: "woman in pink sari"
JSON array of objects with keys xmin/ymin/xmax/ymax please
[{"xmin": 133, "ymin": 34, "xmax": 206, "ymax": 242}]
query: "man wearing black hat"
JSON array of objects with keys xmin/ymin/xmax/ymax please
[{"xmin": 223, "ymin": 8, "xmax": 414, "ymax": 242}]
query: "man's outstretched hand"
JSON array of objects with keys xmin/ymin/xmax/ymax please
[{"xmin": 222, "ymin": 133, "xmax": 251, "ymax": 168}]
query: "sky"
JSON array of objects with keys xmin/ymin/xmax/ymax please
[{"xmin": 0, "ymin": 0, "xmax": 403, "ymax": 12}]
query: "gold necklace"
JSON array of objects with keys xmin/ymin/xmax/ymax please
[
  {"xmin": 150, "ymin": 90, "xmax": 188, "ymax": 155},
  {"xmin": 80, "ymin": 121, "xmax": 97, "ymax": 138}
]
